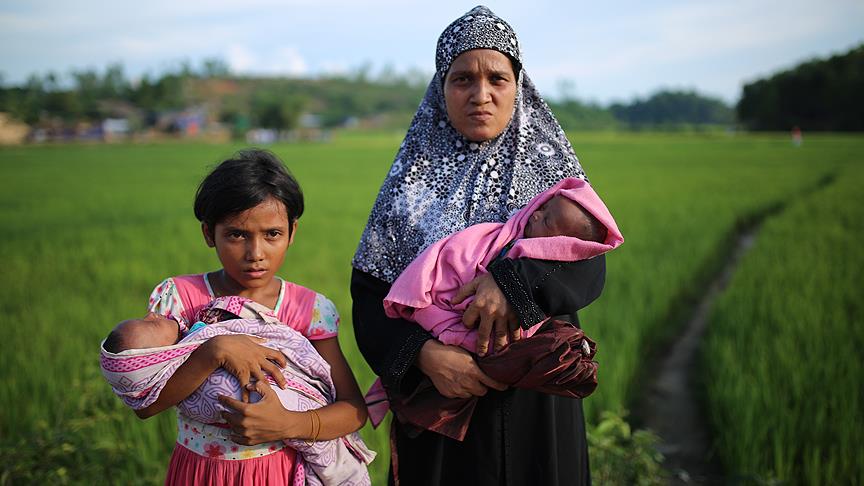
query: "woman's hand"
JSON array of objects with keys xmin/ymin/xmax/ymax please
[
  {"xmin": 206, "ymin": 335, "xmax": 288, "ymax": 402},
  {"xmin": 452, "ymin": 273, "xmax": 520, "ymax": 356},
  {"xmin": 417, "ymin": 340, "xmax": 507, "ymax": 398},
  {"xmin": 219, "ymin": 381, "xmax": 302, "ymax": 445}
]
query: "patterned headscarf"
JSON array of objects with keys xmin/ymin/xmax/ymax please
[{"xmin": 353, "ymin": 5, "xmax": 587, "ymax": 282}]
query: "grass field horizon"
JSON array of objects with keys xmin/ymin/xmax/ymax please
[{"xmin": 1, "ymin": 131, "xmax": 861, "ymax": 484}]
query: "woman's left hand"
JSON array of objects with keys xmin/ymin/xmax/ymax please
[
  {"xmin": 452, "ymin": 273, "xmax": 520, "ymax": 356},
  {"xmin": 218, "ymin": 381, "xmax": 300, "ymax": 445}
]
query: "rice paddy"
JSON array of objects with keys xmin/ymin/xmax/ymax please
[
  {"xmin": 702, "ymin": 156, "xmax": 864, "ymax": 484},
  {"xmin": 0, "ymin": 132, "xmax": 860, "ymax": 484}
]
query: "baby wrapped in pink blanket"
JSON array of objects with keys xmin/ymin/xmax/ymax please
[
  {"xmin": 367, "ymin": 177, "xmax": 623, "ymax": 436},
  {"xmin": 384, "ymin": 176, "xmax": 623, "ymax": 349},
  {"xmin": 100, "ymin": 296, "xmax": 374, "ymax": 486}
]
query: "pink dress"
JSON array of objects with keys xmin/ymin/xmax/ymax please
[{"xmin": 147, "ymin": 273, "xmax": 340, "ymax": 486}]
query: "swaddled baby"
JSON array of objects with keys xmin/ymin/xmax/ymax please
[{"xmin": 100, "ymin": 296, "xmax": 374, "ymax": 486}]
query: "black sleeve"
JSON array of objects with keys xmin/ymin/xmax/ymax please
[
  {"xmin": 350, "ymin": 268, "xmax": 431, "ymax": 393},
  {"xmin": 489, "ymin": 254, "xmax": 606, "ymax": 329}
]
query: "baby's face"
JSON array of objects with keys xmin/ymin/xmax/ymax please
[
  {"xmin": 121, "ymin": 312, "xmax": 182, "ymax": 349},
  {"xmin": 524, "ymin": 195, "xmax": 596, "ymax": 239}
]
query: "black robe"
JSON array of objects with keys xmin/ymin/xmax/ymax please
[{"xmin": 351, "ymin": 255, "xmax": 605, "ymax": 486}]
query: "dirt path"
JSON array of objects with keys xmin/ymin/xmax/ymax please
[
  {"xmin": 634, "ymin": 230, "xmax": 758, "ymax": 484},
  {"xmin": 631, "ymin": 175, "xmax": 835, "ymax": 484}
]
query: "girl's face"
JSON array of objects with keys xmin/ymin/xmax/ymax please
[{"xmin": 203, "ymin": 196, "xmax": 296, "ymax": 293}]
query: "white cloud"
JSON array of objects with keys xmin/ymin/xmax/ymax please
[
  {"xmin": 226, "ymin": 45, "xmax": 256, "ymax": 73},
  {"xmin": 227, "ymin": 45, "xmax": 307, "ymax": 76}
]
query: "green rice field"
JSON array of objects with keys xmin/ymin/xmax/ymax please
[
  {"xmin": 0, "ymin": 132, "xmax": 861, "ymax": 484},
  {"xmin": 703, "ymin": 157, "xmax": 864, "ymax": 483}
]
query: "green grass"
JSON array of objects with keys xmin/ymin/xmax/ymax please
[
  {"xmin": 701, "ymin": 159, "xmax": 864, "ymax": 484},
  {"xmin": 0, "ymin": 132, "xmax": 861, "ymax": 484},
  {"xmin": 573, "ymin": 132, "xmax": 858, "ymax": 417}
]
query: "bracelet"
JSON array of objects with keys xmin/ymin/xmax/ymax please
[
  {"xmin": 303, "ymin": 409, "xmax": 321, "ymax": 445},
  {"xmin": 303, "ymin": 410, "xmax": 315, "ymax": 445}
]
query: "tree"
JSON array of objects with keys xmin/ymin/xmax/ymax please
[
  {"xmin": 250, "ymin": 90, "xmax": 306, "ymax": 131},
  {"xmin": 737, "ymin": 44, "xmax": 864, "ymax": 131},
  {"xmin": 610, "ymin": 90, "xmax": 733, "ymax": 128},
  {"xmin": 201, "ymin": 58, "xmax": 230, "ymax": 78}
]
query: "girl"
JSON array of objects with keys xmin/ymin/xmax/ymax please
[{"xmin": 138, "ymin": 149, "xmax": 368, "ymax": 484}]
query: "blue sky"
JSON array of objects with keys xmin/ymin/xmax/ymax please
[{"xmin": 2, "ymin": 0, "xmax": 862, "ymax": 104}]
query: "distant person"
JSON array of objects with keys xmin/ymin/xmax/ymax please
[
  {"xmin": 108, "ymin": 149, "xmax": 369, "ymax": 485},
  {"xmin": 791, "ymin": 126, "xmax": 803, "ymax": 147},
  {"xmin": 100, "ymin": 296, "xmax": 374, "ymax": 485},
  {"xmin": 351, "ymin": 6, "xmax": 610, "ymax": 485}
]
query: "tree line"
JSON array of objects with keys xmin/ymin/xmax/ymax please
[
  {"xmin": 737, "ymin": 44, "xmax": 863, "ymax": 131},
  {"xmin": 16, "ymin": 48, "xmax": 864, "ymax": 136},
  {"xmin": 0, "ymin": 60, "xmax": 430, "ymax": 135}
]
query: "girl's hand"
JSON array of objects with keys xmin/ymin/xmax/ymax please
[
  {"xmin": 452, "ymin": 273, "xmax": 520, "ymax": 356},
  {"xmin": 417, "ymin": 340, "xmax": 507, "ymax": 398},
  {"xmin": 220, "ymin": 337, "xmax": 369, "ymax": 445},
  {"xmin": 219, "ymin": 381, "xmax": 302, "ymax": 445},
  {"xmin": 205, "ymin": 335, "xmax": 288, "ymax": 402},
  {"xmin": 219, "ymin": 336, "xmax": 368, "ymax": 445}
]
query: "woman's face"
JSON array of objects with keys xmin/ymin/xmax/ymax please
[{"xmin": 444, "ymin": 49, "xmax": 517, "ymax": 142}]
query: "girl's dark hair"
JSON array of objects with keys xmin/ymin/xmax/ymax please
[{"xmin": 194, "ymin": 149, "xmax": 304, "ymax": 236}]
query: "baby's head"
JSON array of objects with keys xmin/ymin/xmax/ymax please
[
  {"xmin": 524, "ymin": 194, "xmax": 607, "ymax": 242},
  {"xmin": 103, "ymin": 312, "xmax": 181, "ymax": 353}
]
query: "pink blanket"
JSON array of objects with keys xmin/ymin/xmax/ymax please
[{"xmin": 383, "ymin": 177, "xmax": 624, "ymax": 352}]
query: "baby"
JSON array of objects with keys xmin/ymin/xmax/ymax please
[
  {"xmin": 523, "ymin": 193, "xmax": 607, "ymax": 241},
  {"xmin": 100, "ymin": 297, "xmax": 374, "ymax": 486},
  {"xmin": 102, "ymin": 312, "xmax": 188, "ymax": 353},
  {"xmin": 383, "ymin": 176, "xmax": 624, "ymax": 352}
]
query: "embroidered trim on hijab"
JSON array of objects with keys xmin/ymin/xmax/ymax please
[{"xmin": 353, "ymin": 5, "xmax": 588, "ymax": 282}]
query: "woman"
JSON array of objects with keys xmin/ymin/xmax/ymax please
[{"xmin": 351, "ymin": 6, "xmax": 606, "ymax": 486}]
